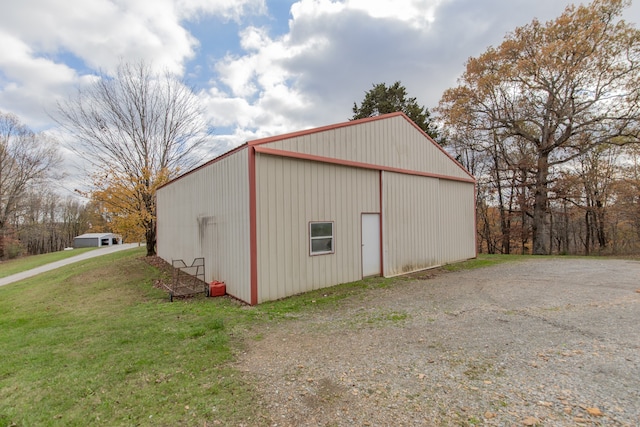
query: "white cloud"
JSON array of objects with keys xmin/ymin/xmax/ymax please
[
  {"xmin": 177, "ymin": 0, "xmax": 266, "ymax": 21},
  {"xmin": 2, "ymin": 0, "xmax": 640, "ymax": 180},
  {"xmin": 0, "ymin": 31, "xmax": 87, "ymax": 128},
  {"xmin": 204, "ymin": 0, "xmax": 446, "ymax": 141},
  {"xmin": 203, "ymin": 0, "xmax": 640, "ymax": 151},
  {"xmin": 0, "ymin": 0, "xmax": 267, "ymax": 129},
  {"xmin": 0, "ymin": 0, "xmax": 196, "ymax": 75}
]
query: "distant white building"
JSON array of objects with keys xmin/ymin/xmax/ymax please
[
  {"xmin": 73, "ymin": 233, "xmax": 122, "ymax": 248},
  {"xmin": 157, "ymin": 112, "xmax": 477, "ymax": 305}
]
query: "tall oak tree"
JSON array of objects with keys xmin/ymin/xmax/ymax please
[{"xmin": 438, "ymin": 0, "xmax": 640, "ymax": 254}]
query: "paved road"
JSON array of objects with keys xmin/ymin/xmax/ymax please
[{"xmin": 0, "ymin": 243, "xmax": 144, "ymax": 287}]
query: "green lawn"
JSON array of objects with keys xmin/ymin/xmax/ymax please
[
  {"xmin": 0, "ymin": 248, "xmax": 98, "ymax": 278},
  {"xmin": 0, "ymin": 250, "xmax": 525, "ymax": 426},
  {"xmin": 0, "ymin": 247, "xmax": 270, "ymax": 426},
  {"xmin": 441, "ymin": 253, "xmax": 527, "ymax": 271}
]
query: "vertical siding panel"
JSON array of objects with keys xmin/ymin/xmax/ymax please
[
  {"xmin": 382, "ymin": 172, "xmax": 440, "ymax": 276},
  {"xmin": 380, "ymin": 172, "xmax": 475, "ymax": 277},
  {"xmin": 280, "ymin": 157, "xmax": 288, "ymax": 298},
  {"xmin": 337, "ymin": 128, "xmax": 346, "ymax": 160},
  {"xmin": 303, "ymin": 160, "xmax": 313, "ymax": 292},
  {"xmin": 255, "ymin": 154, "xmax": 378, "ymax": 302},
  {"xmin": 439, "ymin": 180, "xmax": 476, "ymax": 263},
  {"xmin": 328, "ymin": 130, "xmax": 336, "ymax": 160},
  {"xmin": 288, "ymin": 160, "xmax": 299, "ymax": 297},
  {"xmin": 157, "ymin": 148, "xmax": 251, "ymax": 304},
  {"xmin": 270, "ymin": 157, "xmax": 281, "ymax": 299},
  {"xmin": 256, "ymin": 157, "xmax": 269, "ymax": 301}
]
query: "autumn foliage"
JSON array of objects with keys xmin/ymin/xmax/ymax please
[
  {"xmin": 87, "ymin": 167, "xmax": 170, "ymax": 247},
  {"xmin": 438, "ymin": 0, "xmax": 640, "ymax": 255},
  {"xmin": 56, "ymin": 60, "xmax": 209, "ymax": 256}
]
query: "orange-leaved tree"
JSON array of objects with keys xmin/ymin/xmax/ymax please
[{"xmin": 89, "ymin": 167, "xmax": 171, "ymax": 247}]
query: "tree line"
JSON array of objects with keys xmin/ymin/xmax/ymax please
[
  {"xmin": 2, "ymin": 0, "xmax": 639, "ymax": 260},
  {"xmin": 0, "ymin": 111, "xmax": 111, "ymax": 258},
  {"xmin": 436, "ymin": 0, "xmax": 640, "ymax": 255},
  {"xmin": 354, "ymin": 0, "xmax": 640, "ymax": 255},
  {"xmin": 1, "ymin": 60, "xmax": 208, "ymax": 261}
]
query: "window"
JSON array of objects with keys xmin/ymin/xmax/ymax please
[{"xmin": 310, "ymin": 221, "xmax": 334, "ymax": 255}]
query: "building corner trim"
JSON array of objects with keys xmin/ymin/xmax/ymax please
[{"xmin": 248, "ymin": 146, "xmax": 258, "ymax": 305}]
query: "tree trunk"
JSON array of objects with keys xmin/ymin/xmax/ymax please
[
  {"xmin": 520, "ymin": 187, "xmax": 528, "ymax": 254},
  {"xmin": 585, "ymin": 210, "xmax": 591, "ymax": 255},
  {"xmin": 563, "ymin": 200, "xmax": 569, "ymax": 254},
  {"xmin": 490, "ymin": 140, "xmax": 511, "ymax": 254},
  {"xmin": 549, "ymin": 208, "xmax": 554, "ymax": 254},
  {"xmin": 532, "ymin": 153, "xmax": 550, "ymax": 255},
  {"xmin": 145, "ymin": 219, "xmax": 156, "ymax": 256},
  {"xmin": 595, "ymin": 199, "xmax": 606, "ymax": 249}
]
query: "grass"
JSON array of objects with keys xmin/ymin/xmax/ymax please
[
  {"xmin": 442, "ymin": 253, "xmax": 536, "ymax": 272},
  {"xmin": 0, "ymin": 247, "xmax": 98, "ymax": 278},
  {"xmin": 255, "ymin": 276, "xmax": 394, "ymax": 319},
  {"xmin": 0, "ymin": 247, "xmax": 264, "ymax": 426},
  {"xmin": 0, "ymin": 249, "xmax": 536, "ymax": 426}
]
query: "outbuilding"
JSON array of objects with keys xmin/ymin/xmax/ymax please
[
  {"xmin": 157, "ymin": 112, "xmax": 476, "ymax": 305},
  {"xmin": 73, "ymin": 233, "xmax": 122, "ymax": 248}
]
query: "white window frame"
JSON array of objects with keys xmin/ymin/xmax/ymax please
[{"xmin": 309, "ymin": 221, "xmax": 334, "ymax": 256}]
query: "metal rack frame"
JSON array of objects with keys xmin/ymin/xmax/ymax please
[{"xmin": 164, "ymin": 257, "xmax": 208, "ymax": 301}]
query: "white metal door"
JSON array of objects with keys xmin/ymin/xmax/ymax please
[{"xmin": 361, "ymin": 213, "xmax": 381, "ymax": 277}]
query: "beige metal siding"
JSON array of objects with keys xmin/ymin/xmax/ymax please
[
  {"xmin": 255, "ymin": 154, "xmax": 379, "ymax": 303},
  {"xmin": 262, "ymin": 115, "xmax": 470, "ymax": 180},
  {"xmin": 157, "ymin": 148, "xmax": 251, "ymax": 303},
  {"xmin": 438, "ymin": 180, "xmax": 476, "ymax": 262},
  {"xmin": 382, "ymin": 172, "xmax": 475, "ymax": 276},
  {"xmin": 382, "ymin": 172, "xmax": 441, "ymax": 276}
]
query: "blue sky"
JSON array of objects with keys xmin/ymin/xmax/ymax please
[{"xmin": 1, "ymin": 0, "xmax": 639, "ymax": 196}]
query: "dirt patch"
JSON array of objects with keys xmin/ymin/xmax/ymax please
[
  {"xmin": 144, "ymin": 255, "xmax": 174, "ymax": 291},
  {"xmin": 144, "ymin": 256, "xmax": 209, "ymax": 300},
  {"xmin": 235, "ymin": 258, "xmax": 640, "ymax": 426}
]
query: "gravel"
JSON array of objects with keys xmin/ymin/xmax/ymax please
[{"xmin": 235, "ymin": 258, "xmax": 640, "ymax": 426}]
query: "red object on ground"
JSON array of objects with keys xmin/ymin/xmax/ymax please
[{"xmin": 209, "ymin": 281, "xmax": 226, "ymax": 297}]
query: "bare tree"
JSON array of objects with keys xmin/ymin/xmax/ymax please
[
  {"xmin": 0, "ymin": 111, "xmax": 60, "ymax": 259},
  {"xmin": 55, "ymin": 60, "xmax": 211, "ymax": 256}
]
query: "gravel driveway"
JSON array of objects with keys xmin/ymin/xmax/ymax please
[{"xmin": 236, "ymin": 258, "xmax": 640, "ymax": 426}]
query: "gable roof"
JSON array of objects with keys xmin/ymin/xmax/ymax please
[
  {"xmin": 74, "ymin": 233, "xmax": 119, "ymax": 239},
  {"xmin": 161, "ymin": 112, "xmax": 474, "ymax": 188},
  {"xmin": 250, "ymin": 112, "xmax": 474, "ymax": 182}
]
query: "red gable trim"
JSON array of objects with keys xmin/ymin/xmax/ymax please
[
  {"xmin": 254, "ymin": 146, "xmax": 476, "ymax": 184},
  {"xmin": 248, "ymin": 112, "xmax": 474, "ymax": 181},
  {"xmin": 157, "ymin": 143, "xmax": 248, "ymax": 190},
  {"xmin": 160, "ymin": 111, "xmax": 475, "ymax": 189},
  {"xmin": 248, "ymin": 112, "xmax": 405, "ymax": 147}
]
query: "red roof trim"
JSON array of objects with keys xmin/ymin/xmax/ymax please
[
  {"xmin": 398, "ymin": 114, "xmax": 475, "ymax": 181},
  {"xmin": 160, "ymin": 111, "xmax": 475, "ymax": 189},
  {"xmin": 157, "ymin": 143, "xmax": 248, "ymax": 190},
  {"xmin": 248, "ymin": 112, "xmax": 473, "ymax": 180},
  {"xmin": 254, "ymin": 146, "xmax": 476, "ymax": 184},
  {"xmin": 248, "ymin": 112, "xmax": 406, "ymax": 147}
]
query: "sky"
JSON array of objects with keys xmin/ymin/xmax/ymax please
[{"xmin": 1, "ymin": 0, "xmax": 639, "ymax": 196}]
